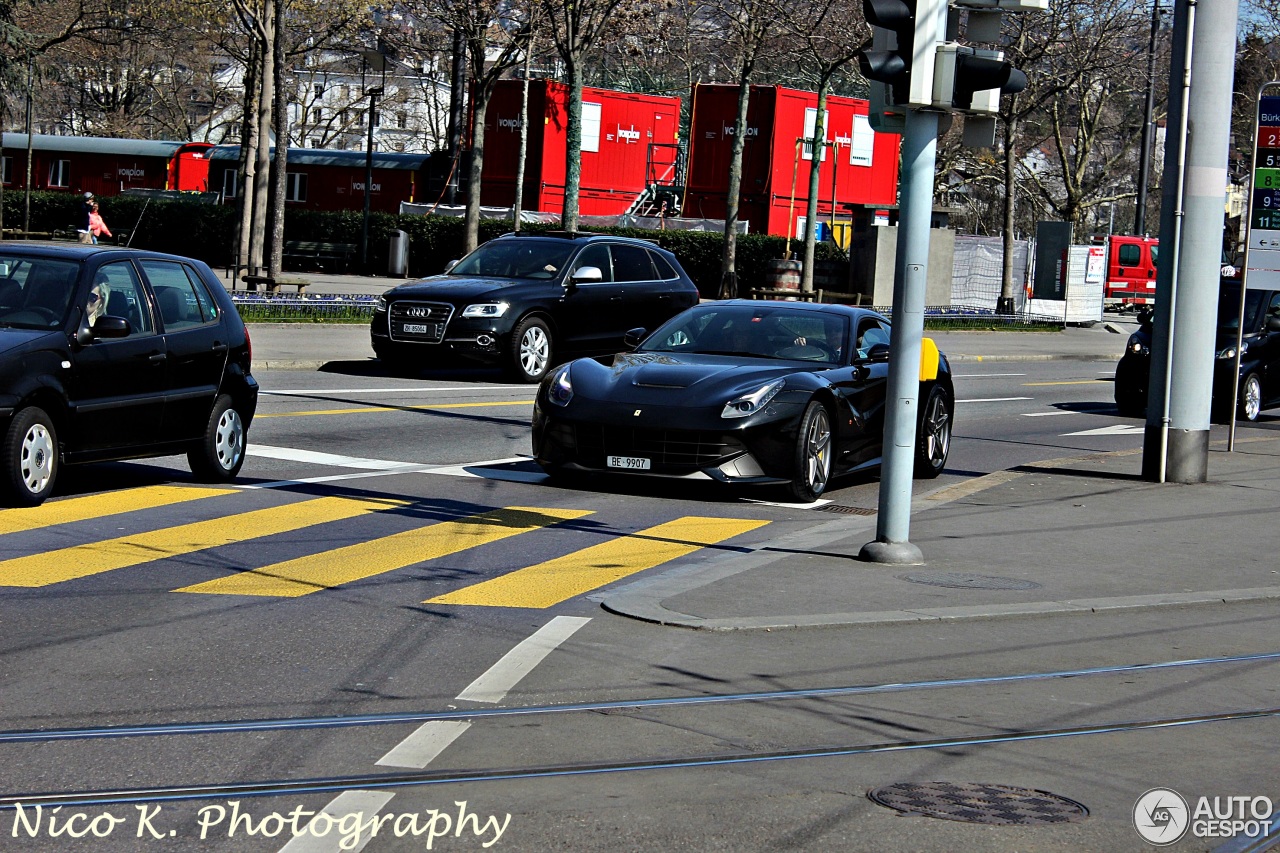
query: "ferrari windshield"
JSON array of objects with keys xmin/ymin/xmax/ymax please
[
  {"xmin": 0, "ymin": 256, "xmax": 79, "ymax": 330},
  {"xmin": 449, "ymin": 239, "xmax": 576, "ymax": 280},
  {"xmin": 1218, "ymin": 284, "xmax": 1264, "ymax": 332},
  {"xmin": 642, "ymin": 304, "xmax": 849, "ymax": 363}
]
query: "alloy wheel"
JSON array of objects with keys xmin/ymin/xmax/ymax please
[
  {"xmin": 921, "ymin": 390, "xmax": 952, "ymax": 468},
  {"xmin": 803, "ymin": 406, "xmax": 832, "ymax": 495},
  {"xmin": 521, "ymin": 325, "xmax": 550, "ymax": 378}
]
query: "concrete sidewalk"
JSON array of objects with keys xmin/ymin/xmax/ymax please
[{"xmin": 601, "ymin": 433, "xmax": 1280, "ymax": 630}]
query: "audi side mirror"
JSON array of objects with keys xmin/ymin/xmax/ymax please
[{"xmin": 571, "ymin": 266, "xmax": 603, "ymax": 283}]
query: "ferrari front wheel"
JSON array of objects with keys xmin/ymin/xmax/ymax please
[{"xmin": 787, "ymin": 401, "xmax": 832, "ymax": 502}]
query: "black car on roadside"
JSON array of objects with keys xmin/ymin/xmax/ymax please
[
  {"xmin": 0, "ymin": 243, "xmax": 257, "ymax": 506},
  {"xmin": 533, "ymin": 300, "xmax": 954, "ymax": 501},
  {"xmin": 1114, "ymin": 283, "xmax": 1280, "ymax": 422},
  {"xmin": 370, "ymin": 232, "xmax": 701, "ymax": 382}
]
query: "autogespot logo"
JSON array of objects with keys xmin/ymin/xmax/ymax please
[{"xmin": 1134, "ymin": 788, "xmax": 1190, "ymax": 845}]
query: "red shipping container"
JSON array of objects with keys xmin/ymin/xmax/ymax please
[
  {"xmin": 479, "ymin": 79, "xmax": 681, "ymax": 216},
  {"xmin": 683, "ymin": 84, "xmax": 901, "ymax": 237}
]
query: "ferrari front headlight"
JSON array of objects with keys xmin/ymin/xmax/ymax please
[
  {"xmin": 546, "ymin": 365, "xmax": 573, "ymax": 407},
  {"xmin": 1217, "ymin": 341, "xmax": 1247, "ymax": 360},
  {"xmin": 721, "ymin": 379, "xmax": 784, "ymax": 419}
]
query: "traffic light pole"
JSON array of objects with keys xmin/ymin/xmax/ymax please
[{"xmin": 861, "ymin": 107, "xmax": 939, "ymax": 565}]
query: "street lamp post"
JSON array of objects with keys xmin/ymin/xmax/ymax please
[{"xmin": 362, "ymin": 85, "xmax": 382, "ymax": 274}]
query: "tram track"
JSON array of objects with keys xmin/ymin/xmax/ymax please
[{"xmin": 4, "ymin": 650, "xmax": 1280, "ymax": 811}]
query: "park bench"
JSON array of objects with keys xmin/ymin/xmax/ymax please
[
  {"xmin": 283, "ymin": 240, "xmax": 356, "ymax": 272},
  {"xmin": 242, "ymin": 274, "xmax": 310, "ymax": 294}
]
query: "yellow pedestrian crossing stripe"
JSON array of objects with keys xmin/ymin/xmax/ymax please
[
  {"xmin": 0, "ymin": 496, "xmax": 402, "ymax": 588},
  {"xmin": 0, "ymin": 485, "xmax": 235, "ymax": 536},
  {"xmin": 176, "ymin": 506, "xmax": 594, "ymax": 598},
  {"xmin": 426, "ymin": 516, "xmax": 770, "ymax": 609}
]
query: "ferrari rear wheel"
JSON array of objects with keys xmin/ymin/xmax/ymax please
[
  {"xmin": 914, "ymin": 384, "xmax": 952, "ymax": 478},
  {"xmin": 787, "ymin": 401, "xmax": 832, "ymax": 502}
]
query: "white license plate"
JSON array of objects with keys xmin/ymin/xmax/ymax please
[
  {"xmin": 402, "ymin": 323, "xmax": 429, "ymax": 334},
  {"xmin": 607, "ymin": 455, "xmax": 651, "ymax": 470}
]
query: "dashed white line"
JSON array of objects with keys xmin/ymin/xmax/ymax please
[
  {"xmin": 376, "ymin": 720, "xmax": 473, "ymax": 769},
  {"xmin": 1022, "ymin": 410, "xmax": 1077, "ymax": 417},
  {"xmin": 952, "ymin": 373, "xmax": 1028, "ymax": 378},
  {"xmin": 457, "ymin": 616, "xmax": 592, "ymax": 704},
  {"xmin": 956, "ymin": 396, "xmax": 1034, "ymax": 403},
  {"xmin": 274, "ymin": 789, "xmax": 396, "ymax": 853}
]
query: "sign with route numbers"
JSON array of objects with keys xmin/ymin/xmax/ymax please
[{"xmin": 1247, "ymin": 95, "xmax": 1280, "ymax": 289}]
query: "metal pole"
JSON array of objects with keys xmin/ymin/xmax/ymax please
[
  {"xmin": 1135, "ymin": 0, "xmax": 1161, "ymax": 235},
  {"xmin": 860, "ymin": 108, "xmax": 938, "ymax": 565}
]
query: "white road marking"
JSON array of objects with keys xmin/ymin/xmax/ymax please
[
  {"xmin": 956, "ymin": 396, "xmax": 1034, "ymax": 403},
  {"xmin": 248, "ymin": 445, "xmax": 424, "ymax": 470},
  {"xmin": 1063, "ymin": 425, "xmax": 1146, "ymax": 436},
  {"xmin": 1022, "ymin": 410, "xmax": 1077, "ymax": 417},
  {"xmin": 457, "ymin": 616, "xmax": 592, "ymax": 704},
  {"xmin": 429, "ymin": 463, "xmax": 548, "ymax": 483},
  {"xmin": 376, "ymin": 720, "xmax": 472, "ymax": 769},
  {"xmin": 275, "ymin": 789, "xmax": 395, "ymax": 853},
  {"xmin": 953, "ymin": 372, "xmax": 1027, "ymax": 378}
]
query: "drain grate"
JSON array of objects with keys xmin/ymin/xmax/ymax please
[
  {"xmin": 814, "ymin": 504, "xmax": 877, "ymax": 516},
  {"xmin": 897, "ymin": 571, "xmax": 1042, "ymax": 591},
  {"xmin": 868, "ymin": 782, "xmax": 1089, "ymax": 825}
]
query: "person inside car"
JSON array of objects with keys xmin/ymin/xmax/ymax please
[{"xmin": 86, "ymin": 279, "xmax": 110, "ymax": 327}]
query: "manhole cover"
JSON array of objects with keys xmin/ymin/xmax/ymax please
[
  {"xmin": 814, "ymin": 504, "xmax": 877, "ymax": 516},
  {"xmin": 897, "ymin": 571, "xmax": 1042, "ymax": 591},
  {"xmin": 868, "ymin": 782, "xmax": 1089, "ymax": 825}
]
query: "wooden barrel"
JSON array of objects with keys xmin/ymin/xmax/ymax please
[{"xmin": 765, "ymin": 259, "xmax": 802, "ymax": 299}]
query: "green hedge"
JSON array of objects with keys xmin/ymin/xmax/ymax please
[{"xmin": 0, "ymin": 191, "xmax": 847, "ymax": 297}]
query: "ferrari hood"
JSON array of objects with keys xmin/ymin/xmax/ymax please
[{"xmin": 568, "ymin": 352, "xmax": 800, "ymax": 407}]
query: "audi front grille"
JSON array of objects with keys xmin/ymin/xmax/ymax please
[{"xmin": 388, "ymin": 301, "xmax": 453, "ymax": 344}]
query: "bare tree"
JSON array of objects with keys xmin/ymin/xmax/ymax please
[
  {"xmin": 540, "ymin": 0, "xmax": 635, "ymax": 232},
  {"xmin": 780, "ymin": 0, "xmax": 862, "ymax": 291},
  {"xmin": 710, "ymin": 0, "xmax": 784, "ymax": 298}
]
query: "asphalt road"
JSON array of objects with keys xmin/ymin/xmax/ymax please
[{"xmin": 6, "ymin": 358, "xmax": 1273, "ymax": 852}]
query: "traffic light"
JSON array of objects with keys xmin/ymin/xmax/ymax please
[
  {"xmin": 858, "ymin": 0, "xmax": 947, "ymax": 112},
  {"xmin": 932, "ymin": 44, "xmax": 1027, "ymax": 113}
]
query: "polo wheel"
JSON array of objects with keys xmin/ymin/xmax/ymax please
[
  {"xmin": 188, "ymin": 395, "xmax": 247, "ymax": 481},
  {"xmin": 786, "ymin": 401, "xmax": 832, "ymax": 502},
  {"xmin": 509, "ymin": 316, "xmax": 553, "ymax": 383},
  {"xmin": 2, "ymin": 407, "xmax": 57, "ymax": 507}
]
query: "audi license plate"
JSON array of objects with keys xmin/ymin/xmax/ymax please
[
  {"xmin": 402, "ymin": 323, "xmax": 429, "ymax": 334},
  {"xmin": 607, "ymin": 455, "xmax": 651, "ymax": 470}
]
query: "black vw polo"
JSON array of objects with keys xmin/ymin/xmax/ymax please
[
  {"xmin": 370, "ymin": 232, "xmax": 701, "ymax": 382},
  {"xmin": 0, "ymin": 243, "xmax": 257, "ymax": 506}
]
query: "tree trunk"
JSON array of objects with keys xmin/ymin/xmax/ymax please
[
  {"xmin": 464, "ymin": 88, "xmax": 491, "ymax": 253},
  {"xmin": 512, "ymin": 43, "xmax": 533, "ymax": 232},
  {"xmin": 562, "ymin": 56, "xmax": 583, "ymax": 233},
  {"xmin": 800, "ymin": 82, "xmax": 830, "ymax": 293},
  {"xmin": 268, "ymin": 0, "xmax": 287, "ymax": 277},
  {"xmin": 248, "ymin": 4, "xmax": 275, "ymax": 276},
  {"xmin": 447, "ymin": 30, "xmax": 466, "ymax": 205},
  {"xmin": 719, "ymin": 78, "xmax": 751, "ymax": 299},
  {"xmin": 236, "ymin": 40, "xmax": 261, "ymax": 282}
]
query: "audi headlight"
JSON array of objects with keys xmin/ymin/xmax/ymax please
[
  {"xmin": 546, "ymin": 365, "xmax": 573, "ymax": 407},
  {"xmin": 1217, "ymin": 341, "xmax": 1248, "ymax": 360},
  {"xmin": 721, "ymin": 379, "xmax": 784, "ymax": 419},
  {"xmin": 461, "ymin": 302, "xmax": 510, "ymax": 319},
  {"xmin": 375, "ymin": 295, "xmax": 388, "ymax": 312}
]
